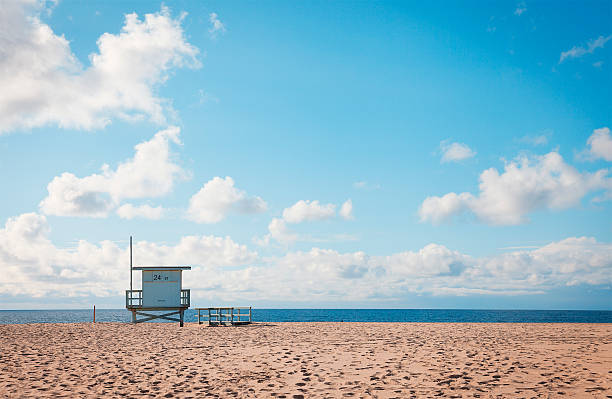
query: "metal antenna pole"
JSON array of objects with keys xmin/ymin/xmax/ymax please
[{"xmin": 130, "ymin": 236, "xmax": 133, "ymax": 291}]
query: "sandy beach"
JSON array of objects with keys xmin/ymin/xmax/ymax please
[{"xmin": 0, "ymin": 322, "xmax": 610, "ymax": 398}]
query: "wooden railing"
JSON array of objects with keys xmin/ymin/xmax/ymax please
[
  {"xmin": 180, "ymin": 289, "xmax": 190, "ymax": 307},
  {"xmin": 125, "ymin": 289, "xmax": 190, "ymax": 308},
  {"xmin": 195, "ymin": 307, "xmax": 252, "ymax": 326},
  {"xmin": 125, "ymin": 290, "xmax": 143, "ymax": 308}
]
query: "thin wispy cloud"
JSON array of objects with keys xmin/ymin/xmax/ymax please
[
  {"xmin": 209, "ymin": 12, "xmax": 226, "ymax": 37},
  {"xmin": 353, "ymin": 181, "xmax": 381, "ymax": 190},
  {"xmin": 514, "ymin": 1, "xmax": 527, "ymax": 16},
  {"xmin": 116, "ymin": 204, "xmax": 164, "ymax": 220},
  {"xmin": 518, "ymin": 130, "xmax": 552, "ymax": 146},
  {"xmin": 520, "ymin": 135, "xmax": 548, "ymax": 146},
  {"xmin": 197, "ymin": 89, "xmax": 219, "ymax": 105},
  {"xmin": 486, "ymin": 16, "xmax": 496, "ymax": 33},
  {"xmin": 559, "ymin": 35, "xmax": 611, "ymax": 63},
  {"xmin": 498, "ymin": 245, "xmax": 541, "ymax": 250}
]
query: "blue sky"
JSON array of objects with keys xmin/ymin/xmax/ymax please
[{"xmin": 0, "ymin": 0, "xmax": 610, "ymax": 309}]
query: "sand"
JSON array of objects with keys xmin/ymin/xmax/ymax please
[{"xmin": 0, "ymin": 322, "xmax": 610, "ymax": 398}]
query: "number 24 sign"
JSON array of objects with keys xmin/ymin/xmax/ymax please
[{"xmin": 153, "ymin": 274, "xmax": 168, "ymax": 281}]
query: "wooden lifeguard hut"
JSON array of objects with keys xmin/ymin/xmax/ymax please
[{"xmin": 125, "ymin": 237, "xmax": 191, "ymax": 326}]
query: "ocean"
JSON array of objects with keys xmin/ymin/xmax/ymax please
[{"xmin": 0, "ymin": 309, "xmax": 610, "ymax": 324}]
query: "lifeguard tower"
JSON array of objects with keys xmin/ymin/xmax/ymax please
[{"xmin": 125, "ymin": 237, "xmax": 191, "ymax": 326}]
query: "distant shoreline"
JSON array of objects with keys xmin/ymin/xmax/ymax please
[{"xmin": 1, "ymin": 308, "xmax": 610, "ymax": 324}]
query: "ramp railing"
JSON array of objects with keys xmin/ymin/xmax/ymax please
[{"xmin": 195, "ymin": 307, "xmax": 252, "ymax": 326}]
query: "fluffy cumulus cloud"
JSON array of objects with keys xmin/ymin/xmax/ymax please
[
  {"xmin": 586, "ymin": 127, "xmax": 612, "ymax": 162},
  {"xmin": 0, "ymin": 2, "xmax": 199, "ymax": 133},
  {"xmin": 0, "ymin": 213, "xmax": 256, "ymax": 301},
  {"xmin": 259, "ymin": 199, "xmax": 354, "ymax": 244},
  {"xmin": 559, "ymin": 35, "xmax": 611, "ymax": 63},
  {"xmin": 40, "ymin": 126, "xmax": 184, "ymax": 217},
  {"xmin": 206, "ymin": 236, "xmax": 612, "ymax": 302},
  {"xmin": 133, "ymin": 235, "xmax": 257, "ymax": 267},
  {"xmin": 385, "ymin": 244, "xmax": 471, "ymax": 277},
  {"xmin": 1, "ymin": 212, "xmax": 610, "ymax": 305},
  {"xmin": 419, "ymin": 192, "xmax": 474, "ymax": 224},
  {"xmin": 259, "ymin": 218, "xmax": 298, "ymax": 245},
  {"xmin": 440, "ymin": 141, "xmax": 476, "ymax": 163},
  {"xmin": 0, "ymin": 213, "xmax": 125, "ymax": 298},
  {"xmin": 282, "ymin": 200, "xmax": 336, "ymax": 223},
  {"xmin": 187, "ymin": 177, "xmax": 267, "ymax": 223},
  {"xmin": 339, "ymin": 199, "xmax": 354, "ymax": 220},
  {"xmin": 420, "ymin": 151, "xmax": 612, "ymax": 225}
]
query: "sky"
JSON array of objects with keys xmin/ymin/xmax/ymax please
[{"xmin": 0, "ymin": 0, "xmax": 611, "ymax": 310}]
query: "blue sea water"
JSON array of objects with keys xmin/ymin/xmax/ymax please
[{"xmin": 0, "ymin": 309, "xmax": 610, "ymax": 324}]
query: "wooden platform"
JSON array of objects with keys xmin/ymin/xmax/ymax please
[
  {"xmin": 126, "ymin": 289, "xmax": 190, "ymax": 327},
  {"xmin": 195, "ymin": 307, "xmax": 252, "ymax": 326}
]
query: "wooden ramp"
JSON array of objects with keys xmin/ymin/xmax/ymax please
[{"xmin": 195, "ymin": 307, "xmax": 252, "ymax": 326}]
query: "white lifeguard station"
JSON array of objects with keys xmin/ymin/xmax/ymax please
[{"xmin": 125, "ymin": 237, "xmax": 191, "ymax": 326}]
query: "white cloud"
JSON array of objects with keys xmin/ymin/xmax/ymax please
[
  {"xmin": 282, "ymin": 200, "xmax": 336, "ymax": 223},
  {"xmin": 586, "ymin": 127, "xmax": 612, "ymax": 162},
  {"xmin": 116, "ymin": 204, "xmax": 164, "ymax": 220},
  {"xmin": 487, "ymin": 16, "xmax": 496, "ymax": 33},
  {"xmin": 440, "ymin": 141, "xmax": 476, "ymax": 163},
  {"xmin": 197, "ymin": 89, "xmax": 219, "ymax": 105},
  {"xmin": 1, "ymin": 212, "xmax": 610, "ymax": 306},
  {"xmin": 259, "ymin": 199, "xmax": 353, "ymax": 245},
  {"xmin": 134, "ymin": 235, "xmax": 257, "ymax": 267},
  {"xmin": 187, "ymin": 177, "xmax": 267, "ymax": 223},
  {"xmin": 0, "ymin": 213, "xmax": 257, "ymax": 302},
  {"xmin": 385, "ymin": 243, "xmax": 471, "ymax": 277},
  {"xmin": 152, "ymin": 236, "xmax": 611, "ymax": 301},
  {"xmin": 40, "ymin": 126, "xmax": 184, "ymax": 217},
  {"xmin": 339, "ymin": 199, "xmax": 354, "ymax": 220},
  {"xmin": 0, "ymin": 3, "xmax": 199, "ymax": 133},
  {"xmin": 528, "ymin": 135, "xmax": 547, "ymax": 145},
  {"xmin": 418, "ymin": 192, "xmax": 474, "ymax": 225},
  {"xmin": 518, "ymin": 132, "xmax": 550, "ymax": 146},
  {"xmin": 420, "ymin": 151, "xmax": 611, "ymax": 225},
  {"xmin": 559, "ymin": 35, "xmax": 611, "ymax": 63},
  {"xmin": 514, "ymin": 2, "xmax": 527, "ymax": 16},
  {"xmin": 477, "ymin": 237, "xmax": 612, "ymax": 288},
  {"xmin": 267, "ymin": 217, "xmax": 298, "ymax": 244},
  {"xmin": 353, "ymin": 181, "xmax": 380, "ymax": 190},
  {"xmin": 208, "ymin": 12, "xmax": 226, "ymax": 37}
]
